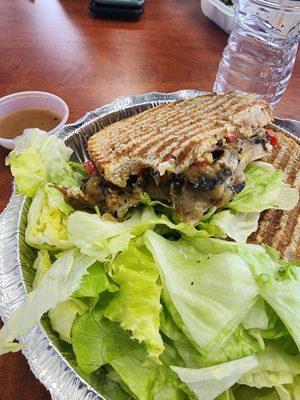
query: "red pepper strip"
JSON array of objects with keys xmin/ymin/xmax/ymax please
[
  {"xmin": 84, "ymin": 160, "xmax": 96, "ymax": 175},
  {"xmin": 266, "ymin": 129, "xmax": 279, "ymax": 146},
  {"xmin": 225, "ymin": 130, "xmax": 239, "ymax": 143}
]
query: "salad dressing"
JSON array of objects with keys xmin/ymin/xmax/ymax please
[{"xmin": 0, "ymin": 108, "xmax": 61, "ymax": 139}]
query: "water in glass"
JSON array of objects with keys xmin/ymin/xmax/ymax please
[{"xmin": 214, "ymin": 0, "xmax": 300, "ymax": 107}]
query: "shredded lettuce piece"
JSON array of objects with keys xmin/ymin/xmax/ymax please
[
  {"xmin": 145, "ymin": 231, "xmax": 258, "ymax": 354},
  {"xmin": 186, "ymin": 237, "xmax": 300, "ymax": 348},
  {"xmin": 0, "ymin": 248, "xmax": 96, "ymax": 355},
  {"xmin": 7, "ymin": 128, "xmax": 84, "ymax": 197},
  {"xmin": 238, "ymin": 345, "xmax": 300, "ymax": 389},
  {"xmin": 216, "ymin": 390, "xmax": 236, "ymax": 400},
  {"xmin": 200, "ymin": 210, "xmax": 260, "ymax": 242},
  {"xmin": 72, "ymin": 303, "xmax": 187, "ymax": 399},
  {"xmin": 234, "ymin": 386, "xmax": 281, "ymax": 399},
  {"xmin": 26, "ymin": 185, "xmax": 74, "ymax": 250},
  {"xmin": 140, "ymin": 192, "xmax": 181, "ymax": 223},
  {"xmin": 67, "ymin": 207, "xmax": 207, "ymax": 262},
  {"xmin": 101, "ymin": 367, "xmax": 135, "ymax": 400},
  {"xmin": 67, "ymin": 211, "xmax": 136, "ymax": 261},
  {"xmin": 49, "ymin": 299, "xmax": 88, "ymax": 343},
  {"xmin": 243, "ymin": 300, "xmax": 288, "ymax": 340},
  {"xmin": 32, "ymin": 249, "xmax": 52, "ymax": 289},
  {"xmin": 72, "ymin": 261, "xmax": 109, "ymax": 298},
  {"xmin": 161, "ymin": 307, "xmax": 263, "ymax": 369},
  {"xmin": 189, "ymin": 237, "xmax": 277, "ymax": 277},
  {"xmin": 104, "ymin": 243, "xmax": 163, "ymax": 361},
  {"xmin": 171, "ymin": 356, "xmax": 258, "ymax": 400},
  {"xmin": 257, "ymin": 266, "xmax": 300, "ymax": 352},
  {"xmin": 228, "ymin": 162, "xmax": 299, "ymax": 213},
  {"xmin": 275, "ymin": 376, "xmax": 300, "ymax": 400}
]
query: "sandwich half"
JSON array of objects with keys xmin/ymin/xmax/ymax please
[
  {"xmin": 62, "ymin": 92, "xmax": 277, "ymax": 223},
  {"xmin": 250, "ymin": 130, "xmax": 300, "ymax": 260}
]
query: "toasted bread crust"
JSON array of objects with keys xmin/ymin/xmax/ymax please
[
  {"xmin": 88, "ymin": 93, "xmax": 272, "ymax": 187},
  {"xmin": 249, "ymin": 131, "xmax": 300, "ymax": 260}
]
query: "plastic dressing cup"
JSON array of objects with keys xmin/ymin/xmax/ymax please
[{"xmin": 0, "ymin": 91, "xmax": 69, "ymax": 150}]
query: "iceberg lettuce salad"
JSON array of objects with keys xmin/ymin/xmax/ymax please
[{"xmin": 1, "ymin": 129, "xmax": 300, "ymax": 400}]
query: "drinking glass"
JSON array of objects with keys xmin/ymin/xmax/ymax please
[{"xmin": 214, "ymin": 0, "xmax": 300, "ymax": 107}]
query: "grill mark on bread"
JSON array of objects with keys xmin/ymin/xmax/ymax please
[
  {"xmin": 91, "ymin": 95, "xmax": 244, "ymax": 164},
  {"xmin": 155, "ymin": 99, "xmax": 243, "ymax": 162},
  {"xmin": 89, "ymin": 94, "xmax": 244, "ymax": 165},
  {"xmin": 250, "ymin": 132, "xmax": 300, "ymax": 260},
  {"xmin": 146, "ymin": 97, "xmax": 251, "ymax": 163},
  {"xmin": 164, "ymin": 101, "xmax": 258, "ymax": 163},
  {"xmin": 278, "ymin": 205, "xmax": 300, "ymax": 257},
  {"xmin": 128, "ymin": 96, "xmax": 236, "ymax": 158},
  {"xmin": 260, "ymin": 209, "xmax": 285, "ymax": 247},
  {"xmin": 88, "ymin": 93, "xmax": 272, "ymax": 187}
]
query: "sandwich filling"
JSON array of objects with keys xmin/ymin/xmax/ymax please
[{"xmin": 59, "ymin": 127, "xmax": 275, "ymax": 223}]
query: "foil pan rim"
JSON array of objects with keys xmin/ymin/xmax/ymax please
[{"xmin": 0, "ymin": 90, "xmax": 299, "ymax": 400}]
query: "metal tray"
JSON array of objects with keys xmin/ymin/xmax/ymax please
[{"xmin": 0, "ymin": 90, "xmax": 299, "ymax": 400}]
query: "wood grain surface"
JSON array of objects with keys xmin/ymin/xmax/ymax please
[{"xmin": 0, "ymin": 0, "xmax": 299, "ymax": 399}]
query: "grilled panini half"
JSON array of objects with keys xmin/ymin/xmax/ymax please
[
  {"xmin": 81, "ymin": 92, "xmax": 273, "ymax": 222},
  {"xmin": 250, "ymin": 130, "xmax": 300, "ymax": 260}
]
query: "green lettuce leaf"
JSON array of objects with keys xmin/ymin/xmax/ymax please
[
  {"xmin": 67, "ymin": 211, "xmax": 136, "ymax": 261},
  {"xmin": 25, "ymin": 185, "xmax": 73, "ymax": 250},
  {"xmin": 7, "ymin": 128, "xmax": 84, "ymax": 197},
  {"xmin": 104, "ymin": 243, "xmax": 164, "ymax": 361},
  {"xmin": 275, "ymin": 375, "xmax": 300, "ymax": 400},
  {"xmin": 238, "ymin": 345, "xmax": 300, "ymax": 389},
  {"xmin": 171, "ymin": 355, "xmax": 258, "ymax": 400},
  {"xmin": 216, "ymin": 390, "xmax": 236, "ymax": 400},
  {"xmin": 186, "ymin": 237, "xmax": 300, "ymax": 347},
  {"xmin": 161, "ymin": 304, "xmax": 263, "ymax": 369},
  {"xmin": 257, "ymin": 266, "xmax": 300, "ymax": 352},
  {"xmin": 160, "ymin": 306, "xmax": 203, "ymax": 368},
  {"xmin": 102, "ymin": 367, "xmax": 135, "ymax": 399},
  {"xmin": 233, "ymin": 386, "xmax": 280, "ymax": 400},
  {"xmin": 67, "ymin": 207, "xmax": 206, "ymax": 262},
  {"xmin": 68, "ymin": 161, "xmax": 88, "ymax": 179},
  {"xmin": 140, "ymin": 192, "xmax": 181, "ymax": 223},
  {"xmin": 72, "ymin": 303, "xmax": 188, "ymax": 400},
  {"xmin": 199, "ymin": 325, "xmax": 264, "ymax": 367},
  {"xmin": 145, "ymin": 231, "xmax": 258, "ymax": 355},
  {"xmin": 189, "ymin": 237, "xmax": 277, "ymax": 277},
  {"xmin": 186, "ymin": 237, "xmax": 300, "ymax": 342},
  {"xmin": 199, "ymin": 210, "xmax": 260, "ymax": 242},
  {"xmin": 32, "ymin": 249, "xmax": 52, "ymax": 289},
  {"xmin": 228, "ymin": 162, "xmax": 299, "ymax": 213},
  {"xmin": 72, "ymin": 261, "xmax": 109, "ymax": 298},
  {"xmin": 244, "ymin": 301, "xmax": 288, "ymax": 340},
  {"xmin": 0, "ymin": 248, "xmax": 96, "ymax": 354},
  {"xmin": 72, "ymin": 300, "xmax": 127, "ymax": 374},
  {"xmin": 130, "ymin": 207, "xmax": 205, "ymax": 239},
  {"xmin": 243, "ymin": 298, "xmax": 269, "ymax": 331},
  {"xmin": 48, "ymin": 299, "xmax": 88, "ymax": 343}
]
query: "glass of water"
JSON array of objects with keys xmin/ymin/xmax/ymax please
[{"xmin": 214, "ymin": 0, "xmax": 300, "ymax": 108}]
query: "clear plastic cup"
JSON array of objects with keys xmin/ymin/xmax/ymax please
[
  {"xmin": 214, "ymin": 0, "xmax": 300, "ymax": 108},
  {"xmin": 0, "ymin": 91, "xmax": 69, "ymax": 150}
]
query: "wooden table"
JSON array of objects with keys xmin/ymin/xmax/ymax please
[{"xmin": 0, "ymin": 1, "xmax": 299, "ymax": 399}]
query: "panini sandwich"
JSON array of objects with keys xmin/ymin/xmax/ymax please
[
  {"xmin": 250, "ymin": 130, "xmax": 300, "ymax": 259},
  {"xmin": 63, "ymin": 93, "xmax": 281, "ymax": 223}
]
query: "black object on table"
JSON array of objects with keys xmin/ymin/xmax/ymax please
[{"xmin": 89, "ymin": 0, "xmax": 144, "ymax": 18}]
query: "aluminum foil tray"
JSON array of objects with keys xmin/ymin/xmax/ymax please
[{"xmin": 0, "ymin": 90, "xmax": 299, "ymax": 400}]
